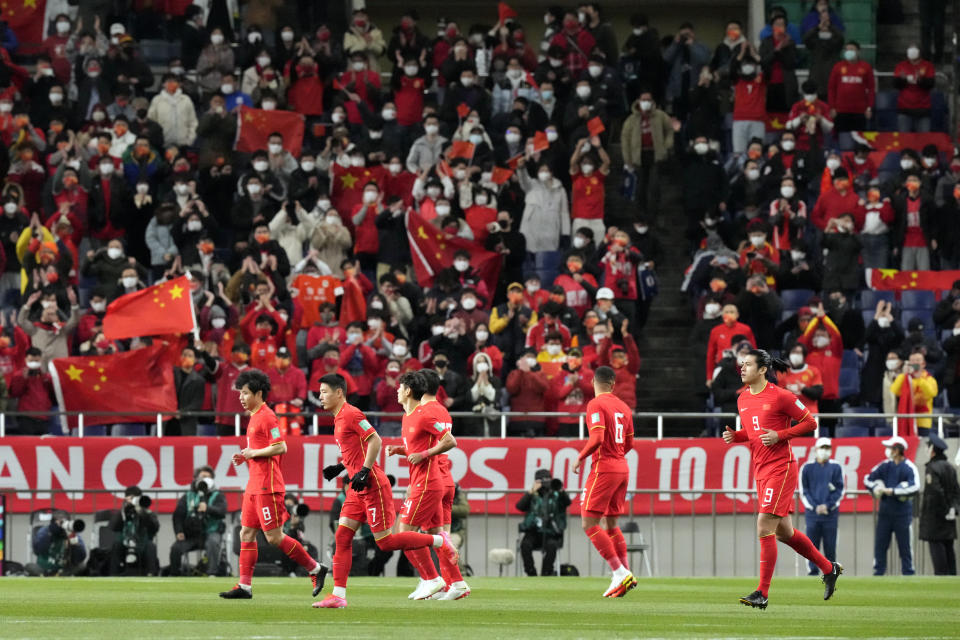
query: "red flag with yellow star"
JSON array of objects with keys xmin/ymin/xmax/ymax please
[
  {"xmin": 866, "ymin": 268, "xmax": 960, "ymax": 292},
  {"xmin": 5, "ymin": 0, "xmax": 46, "ymax": 55},
  {"xmin": 405, "ymin": 209, "xmax": 501, "ymax": 291},
  {"xmin": 49, "ymin": 342, "xmax": 178, "ymax": 429},
  {"xmin": 852, "ymin": 132, "xmax": 953, "ymax": 168},
  {"xmin": 235, "ymin": 105, "xmax": 305, "ymax": 156},
  {"xmin": 102, "ymin": 275, "xmax": 197, "ymax": 341}
]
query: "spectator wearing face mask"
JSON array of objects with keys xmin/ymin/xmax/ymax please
[
  {"xmin": 861, "ymin": 302, "xmax": 904, "ymax": 409},
  {"xmin": 800, "ymin": 437, "xmax": 845, "ymax": 575},
  {"xmin": 451, "ymin": 288, "xmax": 489, "ymax": 331},
  {"xmin": 786, "ymin": 81, "xmax": 834, "ymax": 151},
  {"xmin": 729, "ymin": 45, "xmax": 766, "ymax": 156},
  {"xmin": 857, "ymin": 185, "xmax": 895, "ymax": 269},
  {"xmin": 738, "ymin": 220, "xmax": 780, "ymax": 287},
  {"xmin": 708, "ymin": 338, "xmax": 751, "ymax": 421},
  {"xmin": 891, "ymin": 352, "xmax": 938, "ymax": 436},
  {"xmin": 819, "ymin": 214, "xmax": 861, "ymax": 297},
  {"xmin": 506, "ymin": 349, "xmax": 549, "ymax": 436},
  {"xmin": 344, "ymin": 9, "xmax": 386, "ymax": 70},
  {"xmin": 147, "ymin": 74, "xmax": 197, "ymax": 147},
  {"xmin": 308, "ymin": 208, "xmax": 352, "ymax": 278},
  {"xmin": 797, "ymin": 305, "xmax": 843, "ymax": 430},
  {"xmin": 406, "ymin": 114, "xmax": 447, "ymax": 174},
  {"xmin": 682, "ymin": 135, "xmax": 728, "ymax": 245},
  {"xmin": 373, "ymin": 360, "xmax": 404, "ymax": 436},
  {"xmin": 489, "ymin": 282, "xmax": 535, "ymax": 364},
  {"xmin": 892, "ymin": 172, "xmax": 936, "ymax": 271},
  {"xmin": 759, "ymin": 15, "xmax": 799, "ymax": 113},
  {"xmin": 865, "ymin": 436, "xmax": 920, "ymax": 575},
  {"xmin": 768, "ymin": 177, "xmax": 810, "ymax": 252},
  {"xmin": 777, "ymin": 343, "xmax": 824, "ymax": 413},
  {"xmin": 209, "ymin": 343, "xmax": 250, "ymax": 435},
  {"xmin": 525, "ymin": 301, "xmax": 571, "ymax": 353},
  {"xmin": 827, "ymin": 41, "xmax": 875, "ymax": 132},
  {"xmin": 9, "ymin": 347, "xmax": 54, "ymax": 435},
  {"xmin": 705, "ymin": 304, "xmax": 756, "ymax": 385},
  {"xmin": 516, "ymin": 159, "xmax": 570, "ymax": 254},
  {"xmin": 596, "ymin": 337, "xmax": 640, "ymax": 409},
  {"xmin": 466, "ymin": 322, "xmax": 503, "ymax": 375},
  {"xmin": 536, "ymin": 332, "xmax": 568, "ymax": 364},
  {"xmin": 458, "ymin": 352, "xmax": 502, "ymax": 437},
  {"xmin": 18, "ymin": 287, "xmax": 80, "ymax": 366},
  {"xmin": 267, "ymin": 345, "xmax": 306, "ymax": 408},
  {"xmin": 144, "ymin": 202, "xmax": 179, "ymax": 280},
  {"xmin": 569, "ymin": 137, "xmax": 610, "ymax": 242},
  {"xmin": 894, "ymin": 44, "xmax": 936, "ymax": 132},
  {"xmin": 339, "ymin": 321, "xmax": 380, "ymax": 409},
  {"xmin": 563, "ymin": 79, "xmax": 607, "ymax": 140},
  {"xmin": 553, "ymin": 253, "xmax": 598, "ymax": 318},
  {"xmin": 82, "ymin": 239, "xmax": 142, "ymax": 289},
  {"xmin": 549, "ymin": 11, "xmax": 597, "ymax": 77},
  {"xmin": 735, "ymin": 275, "xmax": 783, "ymax": 350},
  {"xmin": 811, "ymin": 169, "xmax": 861, "ymax": 230}
]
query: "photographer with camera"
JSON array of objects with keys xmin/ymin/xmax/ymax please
[
  {"xmin": 26, "ymin": 509, "xmax": 87, "ymax": 576},
  {"xmin": 517, "ymin": 469, "xmax": 572, "ymax": 576},
  {"xmin": 109, "ymin": 485, "xmax": 160, "ymax": 576},
  {"xmin": 170, "ymin": 466, "xmax": 226, "ymax": 576},
  {"xmin": 281, "ymin": 494, "xmax": 319, "ymax": 576}
]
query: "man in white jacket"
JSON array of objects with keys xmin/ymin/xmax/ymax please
[{"xmin": 147, "ymin": 74, "xmax": 198, "ymax": 147}]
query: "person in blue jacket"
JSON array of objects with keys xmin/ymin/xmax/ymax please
[
  {"xmin": 801, "ymin": 437, "xmax": 845, "ymax": 575},
  {"xmin": 864, "ymin": 435, "xmax": 920, "ymax": 575}
]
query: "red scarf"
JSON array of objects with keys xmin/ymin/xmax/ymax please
[{"xmin": 897, "ymin": 375, "xmax": 916, "ymax": 437}]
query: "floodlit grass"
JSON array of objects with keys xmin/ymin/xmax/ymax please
[{"xmin": 1, "ymin": 576, "xmax": 958, "ymax": 639}]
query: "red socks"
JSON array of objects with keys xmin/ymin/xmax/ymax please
[
  {"xmin": 281, "ymin": 534, "xmax": 317, "ymax": 571},
  {"xmin": 438, "ymin": 548, "xmax": 463, "ymax": 584},
  {"xmin": 238, "ymin": 541, "xmax": 257, "ymax": 587},
  {"xmin": 757, "ymin": 533, "xmax": 777, "ymax": 597},
  {"xmin": 586, "ymin": 525, "xmax": 622, "ymax": 571},
  {"xmin": 375, "ymin": 530, "xmax": 435, "ymax": 552},
  {"xmin": 607, "ymin": 527, "xmax": 629, "ymax": 570},
  {"xmin": 786, "ymin": 530, "xmax": 834, "ymax": 574},
  {"xmin": 405, "ymin": 547, "xmax": 439, "ymax": 580},
  {"xmin": 333, "ymin": 525, "xmax": 355, "ymax": 588}
]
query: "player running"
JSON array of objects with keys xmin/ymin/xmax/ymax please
[
  {"xmin": 722, "ymin": 349, "xmax": 843, "ymax": 610},
  {"xmin": 220, "ymin": 369, "xmax": 328, "ymax": 600},
  {"xmin": 387, "ymin": 371, "xmax": 470, "ymax": 601},
  {"xmin": 313, "ymin": 373, "xmax": 459, "ymax": 609},
  {"xmin": 573, "ymin": 366, "xmax": 636, "ymax": 598}
]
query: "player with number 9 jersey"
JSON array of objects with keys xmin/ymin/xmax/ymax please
[{"xmin": 579, "ymin": 392, "xmax": 634, "ymax": 516}]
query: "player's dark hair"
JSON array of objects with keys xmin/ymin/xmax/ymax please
[
  {"xmin": 235, "ymin": 368, "xmax": 271, "ymax": 399},
  {"xmin": 318, "ymin": 373, "xmax": 347, "ymax": 394},
  {"xmin": 745, "ymin": 349, "xmax": 790, "ymax": 375},
  {"xmin": 399, "ymin": 371, "xmax": 426, "ymax": 399},
  {"xmin": 595, "ymin": 365, "xmax": 616, "ymax": 388},
  {"xmin": 420, "ymin": 369, "xmax": 442, "ymax": 395}
]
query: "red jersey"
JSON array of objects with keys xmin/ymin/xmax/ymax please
[
  {"xmin": 903, "ymin": 196, "xmax": 926, "ymax": 247},
  {"xmin": 736, "ymin": 382, "xmax": 811, "ymax": 473},
  {"xmin": 584, "ymin": 393, "xmax": 633, "ymax": 474},
  {"xmin": 776, "ymin": 365, "xmax": 823, "ymax": 414},
  {"xmin": 402, "ymin": 404, "xmax": 450, "ymax": 491},
  {"xmin": 244, "ymin": 404, "xmax": 285, "ymax": 495},
  {"xmin": 419, "ymin": 400, "xmax": 454, "ymax": 487},
  {"xmin": 894, "ymin": 59, "xmax": 935, "ymax": 111},
  {"xmin": 571, "ymin": 171, "xmax": 605, "ymax": 220},
  {"xmin": 733, "ymin": 76, "xmax": 767, "ymax": 121},
  {"xmin": 333, "ymin": 402, "xmax": 380, "ymax": 476},
  {"xmin": 828, "ymin": 60, "xmax": 875, "ymax": 115}
]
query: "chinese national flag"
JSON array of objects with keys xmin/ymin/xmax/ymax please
[
  {"xmin": 102, "ymin": 275, "xmax": 196, "ymax": 340},
  {"xmin": 531, "ymin": 131, "xmax": 550, "ymax": 153},
  {"xmin": 49, "ymin": 342, "xmax": 178, "ymax": 428},
  {"xmin": 6, "ymin": 0, "xmax": 46, "ymax": 55},
  {"xmin": 587, "ymin": 117, "xmax": 605, "ymax": 137},
  {"xmin": 853, "ymin": 131, "xmax": 953, "ymax": 168},
  {"xmin": 236, "ymin": 106, "xmax": 305, "ymax": 156},
  {"xmin": 406, "ymin": 210, "xmax": 501, "ymax": 292},
  {"xmin": 456, "ymin": 102, "xmax": 471, "ymax": 119},
  {"xmin": 449, "ymin": 140, "xmax": 475, "ymax": 159},
  {"xmin": 866, "ymin": 269, "xmax": 960, "ymax": 292},
  {"xmin": 498, "ymin": 2, "xmax": 517, "ymax": 23},
  {"xmin": 331, "ymin": 164, "xmax": 387, "ymax": 217},
  {"xmin": 491, "ymin": 166, "xmax": 514, "ymax": 184}
]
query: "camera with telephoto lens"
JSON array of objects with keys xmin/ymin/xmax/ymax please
[
  {"xmin": 123, "ymin": 495, "xmax": 152, "ymax": 520},
  {"xmin": 616, "ymin": 278, "xmax": 630, "ymax": 295},
  {"xmin": 62, "ymin": 519, "xmax": 85, "ymax": 534}
]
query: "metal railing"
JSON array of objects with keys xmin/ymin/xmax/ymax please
[
  {"xmin": 0, "ymin": 409, "xmax": 954, "ymax": 439},
  {"xmin": 7, "ymin": 487, "xmax": 926, "ymax": 578}
]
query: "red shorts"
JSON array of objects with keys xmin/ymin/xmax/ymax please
[
  {"xmin": 757, "ymin": 461, "xmax": 798, "ymax": 517},
  {"xmin": 338, "ymin": 469, "xmax": 396, "ymax": 533},
  {"xmin": 401, "ymin": 486, "xmax": 444, "ymax": 530},
  {"xmin": 442, "ymin": 482, "xmax": 455, "ymax": 526},
  {"xmin": 241, "ymin": 491, "xmax": 289, "ymax": 530},
  {"xmin": 581, "ymin": 470, "xmax": 628, "ymax": 517}
]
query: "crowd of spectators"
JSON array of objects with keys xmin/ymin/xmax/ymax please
[{"xmin": 0, "ymin": 2, "xmax": 954, "ymax": 437}]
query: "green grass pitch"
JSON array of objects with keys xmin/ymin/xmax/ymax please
[{"xmin": 1, "ymin": 576, "xmax": 959, "ymax": 639}]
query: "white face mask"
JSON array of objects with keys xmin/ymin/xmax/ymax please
[
  {"xmin": 388, "ymin": 163, "xmax": 402, "ymax": 175},
  {"xmin": 454, "ymin": 169, "xmax": 467, "ymax": 181},
  {"xmin": 315, "ymin": 197, "xmax": 332, "ymax": 212},
  {"xmin": 781, "ymin": 139, "xmax": 795, "ymax": 151},
  {"xmin": 0, "ymin": 102, "xmax": 10, "ymax": 113},
  {"xmin": 826, "ymin": 158, "xmax": 841, "ymax": 171},
  {"xmin": 350, "ymin": 156, "xmax": 365, "ymax": 168},
  {"xmin": 803, "ymin": 94, "xmax": 817, "ymax": 103},
  {"xmin": 369, "ymin": 130, "xmax": 382, "ymax": 140},
  {"xmin": 901, "ymin": 158, "xmax": 915, "ymax": 170},
  {"xmin": 885, "ymin": 359, "xmax": 900, "ymax": 371},
  {"xmin": 461, "ymin": 76, "xmax": 475, "ymax": 87},
  {"xmin": 790, "ymin": 250, "xmax": 805, "ymax": 262},
  {"xmin": 475, "ymin": 362, "xmax": 490, "ymax": 374},
  {"xmin": 476, "ymin": 330, "xmax": 489, "ymax": 342},
  {"xmin": 248, "ymin": 184, "xmax": 262, "ymax": 195},
  {"xmin": 211, "ymin": 317, "xmax": 226, "ymax": 329},
  {"xmin": 953, "ymin": 327, "xmax": 960, "ymax": 336},
  {"xmin": 844, "ymin": 49, "xmax": 857, "ymax": 62},
  {"xmin": 427, "ymin": 187, "xmax": 441, "ymax": 198},
  {"xmin": 884, "ymin": 447, "xmax": 894, "ymax": 460},
  {"xmin": 746, "ymin": 169, "xmax": 760, "ymax": 180},
  {"xmin": 907, "ymin": 47, "xmax": 920, "ymax": 60},
  {"xmin": 26, "ymin": 360, "xmax": 42, "ymax": 370},
  {"xmin": 3, "ymin": 202, "xmax": 17, "ymax": 214},
  {"xmin": 781, "ymin": 185, "xmax": 796, "ymax": 198},
  {"xmin": 220, "ymin": 82, "xmax": 234, "ymax": 94},
  {"xmin": 382, "ymin": 109, "xmax": 396, "ymax": 121},
  {"xmin": 325, "ymin": 215, "xmax": 340, "ymax": 226},
  {"xmin": 538, "ymin": 171, "xmax": 552, "ymax": 182},
  {"xmin": 405, "ymin": 65, "xmax": 419, "ymax": 76},
  {"xmin": 525, "ymin": 356, "xmax": 538, "ymax": 368},
  {"xmin": 454, "ymin": 259, "xmax": 470, "ymax": 272},
  {"xmin": 431, "ymin": 325, "xmax": 445, "ymax": 336},
  {"xmin": 107, "ymin": 247, "xmax": 123, "ymax": 259},
  {"xmin": 99, "ymin": 163, "xmax": 114, "ymax": 176},
  {"xmin": 549, "ymin": 58, "xmax": 563, "ymax": 68},
  {"xmin": 592, "ymin": 333, "xmax": 605, "ymax": 344},
  {"xmin": 588, "ymin": 65, "xmax": 602, "ymax": 78},
  {"xmin": 469, "ymin": 133, "xmax": 483, "ymax": 145},
  {"xmin": 749, "ymin": 235, "xmax": 765, "ymax": 248},
  {"xmin": 122, "ymin": 276, "xmax": 137, "ymax": 288},
  {"xmin": 572, "ymin": 236, "xmax": 586, "ymax": 249},
  {"xmin": 49, "ymin": 92, "xmax": 63, "ymax": 104},
  {"xmin": 424, "ymin": 124, "xmax": 439, "ymax": 135},
  {"xmin": 253, "ymin": 160, "xmax": 269, "ymax": 172},
  {"xmin": 257, "ymin": 56, "xmax": 271, "ymax": 67},
  {"xmin": 526, "ymin": 284, "xmax": 539, "ymax": 293},
  {"xmin": 392, "ymin": 344, "xmax": 408, "ymax": 357},
  {"xmin": 740, "ymin": 64, "xmax": 756, "ymax": 76},
  {"xmin": 41, "ymin": 300, "xmax": 55, "ymax": 309},
  {"xmin": 91, "ymin": 300, "xmax": 106, "ymax": 313},
  {"xmin": 576, "ymin": 86, "xmax": 591, "ymax": 99},
  {"xmin": 92, "ymin": 111, "xmax": 105, "ymax": 121},
  {"xmin": 362, "ymin": 191, "xmax": 378, "ymax": 204},
  {"xmin": 187, "ymin": 220, "xmax": 202, "ymax": 231},
  {"xmin": 211, "ymin": 34, "xmax": 224, "ymax": 45},
  {"xmin": 56, "ymin": 21, "xmax": 70, "ymax": 34},
  {"xmin": 694, "ymin": 143, "xmax": 709, "ymax": 155},
  {"xmin": 435, "ymin": 204, "xmax": 451, "ymax": 216},
  {"xmin": 352, "ymin": 61, "xmax": 366, "ymax": 72},
  {"xmin": 813, "ymin": 336, "xmax": 829, "ymax": 348},
  {"xmin": 789, "ymin": 353, "xmax": 804, "ymax": 368},
  {"xmin": 347, "ymin": 332, "xmax": 362, "ymax": 344},
  {"xmin": 639, "ymin": 100, "xmax": 652, "ymax": 112},
  {"xmin": 301, "ymin": 160, "xmax": 315, "ymax": 172},
  {"xmin": 546, "ymin": 344, "xmax": 562, "ymax": 356},
  {"xmin": 546, "ymin": 130, "xmax": 558, "ymax": 142},
  {"xmin": 268, "ymin": 143, "xmax": 282, "ymax": 155},
  {"xmin": 923, "ymin": 157, "xmax": 937, "ymax": 168},
  {"xmin": 281, "ymin": 31, "xmax": 294, "ymax": 42},
  {"xmin": 174, "ymin": 184, "xmax": 189, "ymax": 196},
  {"xmin": 505, "ymin": 132, "xmax": 521, "ymax": 144},
  {"xmin": 877, "ymin": 317, "xmax": 892, "ymax": 329},
  {"xmin": 331, "ymin": 112, "xmax": 345, "ymax": 123},
  {"xmin": 704, "ymin": 302, "xmax": 721, "ymax": 316},
  {"xmin": 581, "ymin": 164, "xmax": 595, "ymax": 175},
  {"xmin": 815, "ymin": 448, "xmax": 831, "ymax": 463},
  {"xmin": 475, "ymin": 195, "xmax": 488, "ymax": 206}
]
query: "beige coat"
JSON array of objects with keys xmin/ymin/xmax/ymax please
[
  {"xmin": 343, "ymin": 26, "xmax": 386, "ymax": 71},
  {"xmin": 620, "ymin": 103, "xmax": 674, "ymax": 166}
]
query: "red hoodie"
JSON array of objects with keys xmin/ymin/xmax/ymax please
[
  {"xmin": 828, "ymin": 59, "xmax": 875, "ymax": 114},
  {"xmin": 705, "ymin": 321, "xmax": 756, "ymax": 381}
]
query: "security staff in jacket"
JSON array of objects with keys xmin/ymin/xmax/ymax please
[
  {"xmin": 864, "ymin": 436, "xmax": 920, "ymax": 575},
  {"xmin": 920, "ymin": 433, "xmax": 960, "ymax": 575},
  {"xmin": 800, "ymin": 437, "xmax": 845, "ymax": 575},
  {"xmin": 170, "ymin": 466, "xmax": 227, "ymax": 575},
  {"xmin": 516, "ymin": 468, "xmax": 571, "ymax": 576}
]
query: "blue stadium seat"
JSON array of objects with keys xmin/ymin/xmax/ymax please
[
  {"xmin": 874, "ymin": 90, "xmax": 898, "ymax": 112},
  {"xmin": 875, "ymin": 110, "xmax": 898, "ymax": 132},
  {"xmin": 901, "ymin": 309, "xmax": 935, "ymax": 335},
  {"xmin": 781, "ymin": 310, "xmax": 795, "ymax": 323},
  {"xmin": 841, "ymin": 350, "xmax": 860, "ymax": 370},
  {"xmin": 835, "ymin": 425, "xmax": 870, "ymax": 438},
  {"xmin": 861, "ymin": 310, "xmax": 876, "ymax": 327},
  {"xmin": 942, "ymin": 329, "xmax": 954, "ymax": 343},
  {"xmin": 878, "ymin": 151, "xmax": 902, "ymax": 173},
  {"xmin": 197, "ymin": 424, "xmax": 218, "ymax": 436},
  {"xmin": 874, "ymin": 426, "xmax": 893, "ymax": 437},
  {"xmin": 842, "ymin": 406, "xmax": 887, "ymax": 432},
  {"xmin": 876, "ymin": 170, "xmax": 898, "ymax": 186},
  {"xmin": 838, "ymin": 368, "xmax": 860, "ymax": 400},
  {"xmin": 781, "ymin": 289, "xmax": 815, "ymax": 311},
  {"xmin": 534, "ymin": 250, "xmax": 562, "ymax": 273},
  {"xmin": 931, "ymin": 90, "xmax": 949, "ymax": 132},
  {"xmin": 900, "ymin": 290, "xmax": 935, "ymax": 310},
  {"xmin": 860, "ymin": 290, "xmax": 895, "ymax": 309},
  {"xmin": 836, "ymin": 132, "xmax": 855, "ymax": 151}
]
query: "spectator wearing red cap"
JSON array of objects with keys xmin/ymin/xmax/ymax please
[
  {"xmin": 506, "ymin": 348, "xmax": 549, "ymax": 436},
  {"xmin": 827, "ymin": 41, "xmax": 875, "ymax": 132},
  {"xmin": 705, "ymin": 304, "xmax": 756, "ymax": 384},
  {"xmin": 811, "ymin": 168, "xmax": 862, "ymax": 230}
]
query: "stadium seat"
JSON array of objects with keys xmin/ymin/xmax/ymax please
[
  {"xmin": 874, "ymin": 427, "xmax": 893, "ymax": 437},
  {"xmin": 874, "ymin": 90, "xmax": 898, "ymax": 113},
  {"xmin": 841, "ymin": 406, "xmax": 887, "ymax": 433},
  {"xmin": 932, "ymin": 90, "xmax": 949, "ymax": 132},
  {"xmin": 861, "ymin": 310, "xmax": 877, "ymax": 327},
  {"xmin": 901, "ymin": 310, "xmax": 935, "ymax": 335},
  {"xmin": 878, "ymin": 151, "xmax": 902, "ymax": 173},
  {"xmin": 780, "ymin": 289, "xmax": 815, "ymax": 311},
  {"xmin": 841, "ymin": 350, "xmax": 860, "ymax": 370},
  {"xmin": 859, "ymin": 290, "xmax": 895, "ymax": 309},
  {"xmin": 838, "ymin": 368, "xmax": 861, "ymax": 400},
  {"xmin": 834, "ymin": 425, "xmax": 870, "ymax": 438},
  {"xmin": 900, "ymin": 290, "xmax": 935, "ymax": 310}
]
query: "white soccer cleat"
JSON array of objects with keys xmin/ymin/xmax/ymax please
[
  {"xmin": 413, "ymin": 577, "xmax": 446, "ymax": 600},
  {"xmin": 428, "ymin": 585, "xmax": 449, "ymax": 600},
  {"xmin": 440, "ymin": 581, "xmax": 471, "ymax": 600},
  {"xmin": 603, "ymin": 571, "xmax": 634, "ymax": 598},
  {"xmin": 408, "ymin": 579, "xmax": 425, "ymax": 600}
]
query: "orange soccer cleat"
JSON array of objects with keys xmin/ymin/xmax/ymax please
[{"xmin": 312, "ymin": 594, "xmax": 347, "ymax": 609}]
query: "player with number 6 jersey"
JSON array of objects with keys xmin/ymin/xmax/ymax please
[
  {"xmin": 574, "ymin": 366, "xmax": 636, "ymax": 598},
  {"xmin": 722, "ymin": 349, "xmax": 842, "ymax": 611}
]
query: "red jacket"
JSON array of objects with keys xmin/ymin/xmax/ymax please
[
  {"xmin": 267, "ymin": 365, "xmax": 307, "ymax": 405},
  {"xmin": 374, "ymin": 377, "xmax": 404, "ymax": 416},
  {"xmin": 596, "ymin": 335, "xmax": 641, "ymax": 410},
  {"xmin": 287, "ymin": 76, "xmax": 325, "ymax": 116},
  {"xmin": 306, "ymin": 324, "xmax": 346, "ymax": 350},
  {"xmin": 553, "ymin": 273, "xmax": 598, "ymax": 318},
  {"xmin": 505, "ymin": 369, "xmax": 549, "ymax": 421},
  {"xmin": 738, "ymin": 241, "xmax": 781, "ymax": 285},
  {"xmin": 9, "ymin": 368, "xmax": 54, "ymax": 413},
  {"xmin": 339, "ymin": 342, "xmax": 379, "ymax": 397},
  {"xmin": 338, "ymin": 69, "xmax": 382, "ymax": 114},
  {"xmin": 786, "ymin": 98, "xmax": 832, "ymax": 150},
  {"xmin": 546, "ymin": 366, "xmax": 595, "ymax": 425},
  {"xmin": 239, "ymin": 307, "xmax": 286, "ymax": 348},
  {"xmin": 733, "ymin": 75, "xmax": 767, "ymax": 121},
  {"xmin": 797, "ymin": 316, "xmax": 843, "ymax": 400},
  {"xmin": 602, "ymin": 244, "xmax": 641, "ymax": 301},
  {"xmin": 705, "ymin": 321, "xmax": 756, "ymax": 381},
  {"xmin": 214, "ymin": 361, "xmax": 248, "ymax": 426},
  {"xmin": 394, "ymin": 75, "xmax": 427, "ymax": 126},
  {"xmin": 525, "ymin": 319, "xmax": 572, "ymax": 351},
  {"xmin": 828, "ymin": 59, "xmax": 875, "ymax": 114},
  {"xmin": 811, "ymin": 187, "xmax": 863, "ymax": 230},
  {"xmin": 350, "ymin": 203, "xmax": 379, "ymax": 255},
  {"xmin": 894, "ymin": 59, "xmax": 936, "ymax": 111},
  {"xmin": 384, "ymin": 170, "xmax": 417, "ymax": 208}
]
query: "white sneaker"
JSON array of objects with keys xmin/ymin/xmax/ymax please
[
  {"xmin": 408, "ymin": 579, "xmax": 425, "ymax": 600},
  {"xmin": 440, "ymin": 581, "xmax": 471, "ymax": 600},
  {"xmin": 413, "ymin": 577, "xmax": 446, "ymax": 600},
  {"xmin": 603, "ymin": 570, "xmax": 634, "ymax": 598}
]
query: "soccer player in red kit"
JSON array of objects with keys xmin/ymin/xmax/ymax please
[
  {"xmin": 574, "ymin": 366, "xmax": 636, "ymax": 598},
  {"xmin": 387, "ymin": 371, "xmax": 470, "ymax": 600},
  {"xmin": 219, "ymin": 369, "xmax": 327, "ymax": 599},
  {"xmin": 313, "ymin": 373, "xmax": 459, "ymax": 609},
  {"xmin": 722, "ymin": 349, "xmax": 843, "ymax": 609}
]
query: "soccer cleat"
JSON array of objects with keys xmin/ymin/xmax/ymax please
[
  {"xmin": 414, "ymin": 577, "xmax": 446, "ymax": 600},
  {"xmin": 440, "ymin": 583, "xmax": 471, "ymax": 600},
  {"xmin": 822, "ymin": 562, "xmax": 844, "ymax": 601},
  {"xmin": 617, "ymin": 576, "xmax": 639, "ymax": 597},
  {"xmin": 219, "ymin": 584, "xmax": 252, "ymax": 599},
  {"xmin": 739, "ymin": 590, "xmax": 768, "ymax": 610},
  {"xmin": 437, "ymin": 531, "xmax": 459, "ymax": 565},
  {"xmin": 310, "ymin": 563, "xmax": 329, "ymax": 598},
  {"xmin": 312, "ymin": 594, "xmax": 347, "ymax": 609},
  {"xmin": 428, "ymin": 585, "xmax": 449, "ymax": 600},
  {"xmin": 408, "ymin": 579, "xmax": 425, "ymax": 600},
  {"xmin": 603, "ymin": 571, "xmax": 634, "ymax": 598}
]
